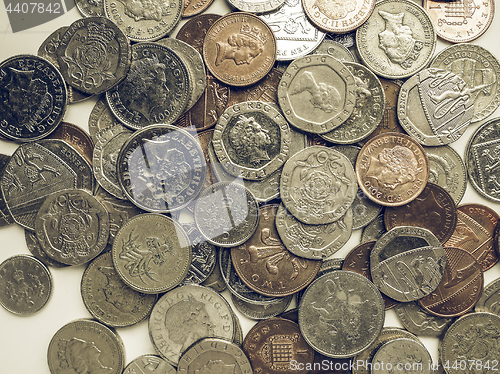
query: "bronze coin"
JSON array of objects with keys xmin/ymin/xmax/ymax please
[
  {"xmin": 342, "ymin": 241, "xmax": 398, "ymax": 310},
  {"xmin": 228, "ymin": 67, "xmax": 282, "ymax": 106},
  {"xmin": 356, "ymin": 132, "xmax": 429, "ymax": 207},
  {"xmin": 182, "ymin": 0, "xmax": 215, "ymax": 17},
  {"xmin": 242, "ymin": 317, "xmax": 314, "ymax": 374},
  {"xmin": 494, "ymin": 219, "xmax": 500, "ymax": 258},
  {"xmin": 445, "ymin": 203, "xmax": 499, "ymax": 271},
  {"xmin": 230, "ymin": 204, "xmax": 321, "ymax": 297},
  {"xmin": 418, "ymin": 246, "xmax": 483, "ymax": 318},
  {"xmin": 47, "ymin": 122, "xmax": 94, "ymax": 166},
  {"xmin": 203, "ymin": 12, "xmax": 277, "ymax": 87},
  {"xmin": 176, "ymin": 13, "xmax": 222, "ymax": 54},
  {"xmin": 384, "ymin": 182, "xmax": 457, "ymax": 244}
]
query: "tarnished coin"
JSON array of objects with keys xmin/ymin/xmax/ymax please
[
  {"xmin": 75, "ymin": 0, "xmax": 105, "ymax": 17},
  {"xmin": 47, "ymin": 319, "xmax": 125, "ymax": 374},
  {"xmin": 123, "ymin": 355, "xmax": 175, "ymax": 374},
  {"xmin": 311, "ymin": 39, "xmax": 356, "ymax": 63},
  {"xmin": 112, "ymin": 214, "xmax": 191, "ymax": 294},
  {"xmin": 88, "ymin": 97, "xmax": 125, "ymax": 144},
  {"xmin": 441, "ymin": 312, "xmax": 500, "ymax": 374},
  {"xmin": 302, "ymin": 0, "xmax": 376, "ymax": 34},
  {"xmin": 361, "ymin": 213, "xmax": 386, "ymax": 243},
  {"xmin": 203, "ymin": 12, "xmax": 276, "ymax": 87},
  {"xmin": 419, "ymin": 246, "xmax": 483, "ymax": 318},
  {"xmin": 281, "ymin": 146, "xmax": 357, "ymax": 224},
  {"xmin": 228, "ymin": 67, "xmax": 282, "ymax": 106},
  {"xmin": 0, "ymin": 154, "xmax": 14, "ymax": 227},
  {"xmin": 430, "ymin": 44, "xmax": 500, "ymax": 123},
  {"xmin": 177, "ymin": 338, "xmax": 251, "ymax": 374},
  {"xmin": 149, "ymin": 285, "xmax": 235, "ymax": 366},
  {"xmin": 243, "ymin": 317, "xmax": 314, "ymax": 374},
  {"xmin": 81, "ymin": 252, "xmax": 157, "ymax": 327},
  {"xmin": 394, "ymin": 301, "xmax": 454, "ymax": 337},
  {"xmin": 227, "ymin": 0, "xmax": 285, "ymax": 13},
  {"xmin": 48, "ymin": 122, "xmax": 94, "ymax": 166},
  {"xmin": 445, "ymin": 204, "xmax": 499, "ymax": 271},
  {"xmin": 372, "ymin": 338, "xmax": 432, "ymax": 374},
  {"xmin": 212, "ymin": 101, "xmax": 291, "ymax": 180},
  {"xmin": 356, "ymin": 132, "xmax": 429, "ymax": 207},
  {"xmin": 425, "ymin": 145, "xmax": 467, "ymax": 204},
  {"xmin": 35, "ymin": 189, "xmax": 109, "ymax": 266},
  {"xmin": 182, "ymin": 0, "xmax": 214, "ymax": 17},
  {"xmin": 320, "ymin": 61, "xmax": 384, "ymax": 144},
  {"xmin": 356, "ymin": 0, "xmax": 436, "ymax": 79},
  {"xmin": 384, "ymin": 182, "xmax": 457, "ymax": 244},
  {"xmin": 275, "ymin": 203, "xmax": 352, "ymax": 260},
  {"xmin": 25, "ymin": 229, "xmax": 68, "ymax": 268},
  {"xmin": 117, "ymin": 124, "xmax": 207, "ymax": 213},
  {"xmin": 1, "ymin": 140, "xmax": 94, "ymax": 231},
  {"xmin": 278, "ymin": 54, "xmax": 356, "ymax": 134},
  {"xmin": 398, "ymin": 68, "xmax": 474, "ymax": 146},
  {"xmin": 0, "ymin": 255, "xmax": 52, "ymax": 315},
  {"xmin": 299, "ymin": 270, "xmax": 385, "ymax": 358},
  {"xmin": 477, "ymin": 278, "xmax": 500, "ymax": 316},
  {"xmin": 231, "ymin": 293, "xmax": 292, "ymax": 320},
  {"xmin": 231, "ymin": 204, "xmax": 321, "ymax": 297},
  {"xmin": 423, "ymin": 0, "xmax": 495, "ymax": 43},
  {"xmin": 194, "ymin": 182, "xmax": 259, "ymax": 247},
  {"xmin": 103, "ymin": 0, "xmax": 182, "ymax": 41},
  {"xmin": 370, "ymin": 226, "xmax": 446, "ymax": 302},
  {"xmin": 260, "ymin": 0, "xmax": 325, "ymax": 61},
  {"xmin": 56, "ymin": 17, "xmax": 131, "ymax": 95},
  {"xmin": 106, "ymin": 43, "xmax": 190, "ymax": 130},
  {"xmin": 0, "ymin": 54, "xmax": 67, "ymax": 141}
]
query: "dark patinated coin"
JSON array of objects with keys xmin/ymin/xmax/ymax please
[
  {"xmin": 48, "ymin": 122, "xmax": 94, "ymax": 166},
  {"xmin": 0, "ymin": 55, "xmax": 67, "ymax": 141},
  {"xmin": 384, "ymin": 182, "xmax": 457, "ymax": 244},
  {"xmin": 117, "ymin": 124, "xmax": 207, "ymax": 213}
]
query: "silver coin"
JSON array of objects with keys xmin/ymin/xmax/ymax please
[
  {"xmin": 75, "ymin": 0, "xmax": 105, "ymax": 17},
  {"xmin": 398, "ymin": 68, "xmax": 474, "ymax": 146},
  {"xmin": 88, "ymin": 97, "xmax": 125, "ymax": 144},
  {"xmin": 0, "ymin": 154, "xmax": 13, "ymax": 227},
  {"xmin": 476, "ymin": 278, "xmax": 500, "ymax": 316},
  {"xmin": 201, "ymin": 248, "xmax": 227, "ymax": 293},
  {"xmin": 123, "ymin": 355, "xmax": 175, "ymax": 374},
  {"xmin": 116, "ymin": 124, "xmax": 207, "ymax": 213},
  {"xmin": 194, "ymin": 182, "xmax": 259, "ymax": 247},
  {"xmin": 260, "ymin": 0, "xmax": 325, "ymax": 61},
  {"xmin": 112, "ymin": 213, "xmax": 191, "ymax": 294},
  {"xmin": 395, "ymin": 301, "xmax": 454, "ymax": 337},
  {"xmin": 0, "ymin": 255, "xmax": 52, "ymax": 315},
  {"xmin": 370, "ymin": 226, "xmax": 446, "ymax": 302},
  {"xmin": 280, "ymin": 146, "xmax": 357, "ymax": 225},
  {"xmin": 47, "ymin": 319, "xmax": 125, "ymax": 374},
  {"xmin": 177, "ymin": 338, "xmax": 252, "ymax": 373},
  {"xmin": 361, "ymin": 213, "xmax": 386, "ymax": 243},
  {"xmin": 24, "ymin": 229, "xmax": 68, "ymax": 268},
  {"xmin": 430, "ymin": 43, "xmax": 500, "ymax": 123},
  {"xmin": 275, "ymin": 203, "xmax": 352, "ymax": 260},
  {"xmin": 372, "ymin": 338, "xmax": 432, "ymax": 374},
  {"xmin": 35, "ymin": 189, "xmax": 109, "ymax": 266},
  {"xmin": 230, "ymin": 292, "xmax": 292, "ymax": 320},
  {"xmin": 298, "ymin": 270, "xmax": 385, "ymax": 358},
  {"xmin": 278, "ymin": 54, "xmax": 356, "ymax": 134},
  {"xmin": 227, "ymin": 0, "xmax": 286, "ymax": 13},
  {"xmin": 356, "ymin": 0, "xmax": 436, "ymax": 79},
  {"xmin": 232, "ymin": 312, "xmax": 244, "ymax": 346},
  {"xmin": 81, "ymin": 251, "xmax": 157, "ymax": 327},
  {"xmin": 311, "ymin": 39, "xmax": 356, "ymax": 63},
  {"xmin": 148, "ymin": 284, "xmax": 235, "ymax": 366}
]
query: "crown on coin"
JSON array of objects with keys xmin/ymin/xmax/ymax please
[
  {"xmin": 240, "ymin": 23, "xmax": 268, "ymax": 44},
  {"xmin": 87, "ymin": 22, "xmax": 115, "ymax": 45}
]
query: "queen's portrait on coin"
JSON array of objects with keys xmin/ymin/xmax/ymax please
[
  {"xmin": 215, "ymin": 34, "xmax": 264, "ymax": 66},
  {"xmin": 63, "ymin": 338, "xmax": 113, "ymax": 374},
  {"xmin": 117, "ymin": 0, "xmax": 170, "ymax": 21},
  {"xmin": 228, "ymin": 114, "xmax": 272, "ymax": 166},
  {"xmin": 378, "ymin": 10, "xmax": 418, "ymax": 66}
]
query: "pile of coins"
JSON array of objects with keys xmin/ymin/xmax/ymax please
[{"xmin": 1, "ymin": 0, "xmax": 500, "ymax": 373}]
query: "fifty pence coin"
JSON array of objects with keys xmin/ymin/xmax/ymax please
[
  {"xmin": 123, "ymin": 355, "xmax": 175, "ymax": 374},
  {"xmin": 371, "ymin": 338, "xmax": 432, "ymax": 374},
  {"xmin": 48, "ymin": 122, "xmax": 94, "ymax": 166},
  {"xmin": 0, "ymin": 255, "xmax": 52, "ymax": 315},
  {"xmin": 476, "ymin": 278, "xmax": 500, "ymax": 316}
]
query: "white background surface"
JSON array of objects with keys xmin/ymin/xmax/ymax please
[{"xmin": 1, "ymin": 0, "xmax": 500, "ymax": 372}]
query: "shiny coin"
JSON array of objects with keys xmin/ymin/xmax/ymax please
[
  {"xmin": 176, "ymin": 13, "xmax": 222, "ymax": 54},
  {"xmin": 75, "ymin": 0, "xmax": 105, "ymax": 17},
  {"xmin": 372, "ymin": 338, "xmax": 432, "ymax": 374},
  {"xmin": 0, "ymin": 255, "xmax": 52, "ymax": 315},
  {"xmin": 394, "ymin": 301, "xmax": 454, "ymax": 337},
  {"xmin": 123, "ymin": 355, "xmax": 175, "ymax": 374},
  {"xmin": 48, "ymin": 122, "xmax": 94, "ymax": 166},
  {"xmin": 310, "ymin": 39, "xmax": 356, "ymax": 63},
  {"xmin": 88, "ymin": 97, "xmax": 125, "ymax": 144},
  {"xmin": 182, "ymin": 0, "xmax": 214, "ymax": 17},
  {"xmin": 476, "ymin": 278, "xmax": 500, "ymax": 316},
  {"xmin": 231, "ymin": 293, "xmax": 292, "ymax": 320},
  {"xmin": 0, "ymin": 154, "xmax": 13, "ymax": 227},
  {"xmin": 361, "ymin": 213, "xmax": 386, "ymax": 243}
]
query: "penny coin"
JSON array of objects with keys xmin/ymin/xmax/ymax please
[
  {"xmin": 81, "ymin": 252, "xmax": 157, "ymax": 327},
  {"xmin": 281, "ymin": 146, "xmax": 357, "ymax": 225},
  {"xmin": 311, "ymin": 39, "xmax": 356, "ymax": 63},
  {"xmin": 182, "ymin": 0, "xmax": 214, "ymax": 17},
  {"xmin": 384, "ymin": 182, "xmax": 457, "ymax": 244},
  {"xmin": 476, "ymin": 278, "xmax": 500, "ymax": 316},
  {"xmin": 48, "ymin": 122, "xmax": 94, "ymax": 166},
  {"xmin": 203, "ymin": 12, "xmax": 276, "ymax": 87},
  {"xmin": 0, "ymin": 255, "xmax": 52, "ymax": 315},
  {"xmin": 47, "ymin": 319, "xmax": 125, "ymax": 374},
  {"xmin": 361, "ymin": 213, "xmax": 386, "ymax": 243},
  {"xmin": 356, "ymin": 132, "xmax": 429, "ymax": 207},
  {"xmin": 394, "ymin": 301, "xmax": 454, "ymax": 337},
  {"xmin": 194, "ymin": 182, "xmax": 259, "ymax": 247},
  {"xmin": 418, "ymin": 246, "xmax": 483, "ymax": 318},
  {"xmin": 302, "ymin": 0, "xmax": 376, "ymax": 34},
  {"xmin": 370, "ymin": 226, "xmax": 446, "ymax": 302},
  {"xmin": 228, "ymin": 67, "xmax": 282, "ymax": 106},
  {"xmin": 398, "ymin": 68, "xmax": 474, "ymax": 146},
  {"xmin": 56, "ymin": 17, "xmax": 131, "ymax": 95},
  {"xmin": 423, "ymin": 0, "xmax": 494, "ymax": 43},
  {"xmin": 0, "ymin": 154, "xmax": 14, "ymax": 227},
  {"xmin": 230, "ymin": 293, "xmax": 292, "ymax": 320},
  {"xmin": 445, "ymin": 204, "xmax": 499, "ymax": 271},
  {"xmin": 356, "ymin": 0, "xmax": 436, "ymax": 79},
  {"xmin": 117, "ymin": 124, "xmax": 207, "ymax": 213},
  {"xmin": 372, "ymin": 338, "xmax": 432, "ymax": 374},
  {"xmin": 278, "ymin": 54, "xmax": 356, "ymax": 134},
  {"xmin": 35, "ymin": 189, "xmax": 109, "ymax": 266},
  {"xmin": 0, "ymin": 55, "xmax": 67, "ymax": 141},
  {"xmin": 440, "ymin": 312, "xmax": 500, "ymax": 374},
  {"xmin": 88, "ymin": 97, "xmax": 125, "ymax": 144},
  {"xmin": 231, "ymin": 204, "xmax": 321, "ymax": 297},
  {"xmin": 176, "ymin": 14, "xmax": 222, "ymax": 54},
  {"xmin": 430, "ymin": 44, "xmax": 500, "ymax": 123},
  {"xmin": 177, "ymin": 338, "xmax": 251, "ymax": 374},
  {"xmin": 25, "ymin": 229, "xmax": 68, "ymax": 268},
  {"xmin": 112, "ymin": 213, "xmax": 191, "ymax": 294},
  {"xmin": 75, "ymin": 0, "xmax": 105, "ymax": 17},
  {"xmin": 149, "ymin": 285, "xmax": 235, "ymax": 366},
  {"xmin": 123, "ymin": 355, "xmax": 175, "ymax": 374},
  {"xmin": 299, "ymin": 270, "xmax": 385, "ymax": 358},
  {"xmin": 106, "ymin": 43, "xmax": 190, "ymax": 130},
  {"xmin": 243, "ymin": 317, "xmax": 314, "ymax": 374}
]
